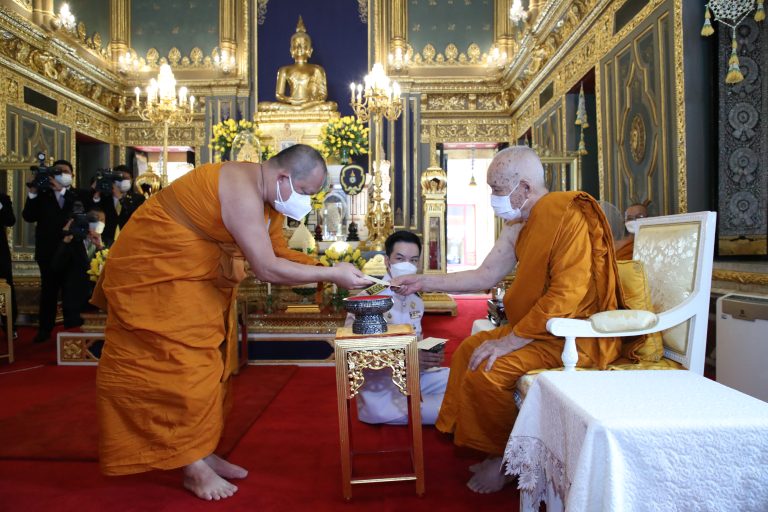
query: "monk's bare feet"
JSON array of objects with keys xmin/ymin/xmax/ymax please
[
  {"xmin": 467, "ymin": 457, "xmax": 514, "ymax": 494},
  {"xmin": 204, "ymin": 454, "xmax": 248, "ymax": 480},
  {"xmin": 183, "ymin": 459, "xmax": 238, "ymax": 501}
]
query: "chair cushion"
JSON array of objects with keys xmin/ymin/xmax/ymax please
[
  {"xmin": 616, "ymin": 260, "xmax": 665, "ymax": 362},
  {"xmin": 590, "ymin": 310, "xmax": 657, "ymax": 332}
]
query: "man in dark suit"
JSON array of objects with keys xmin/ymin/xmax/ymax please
[
  {"xmin": 0, "ymin": 192, "xmax": 17, "ymax": 338},
  {"xmin": 94, "ymin": 165, "xmax": 145, "ymax": 246},
  {"xmin": 22, "ymin": 159, "xmax": 93, "ymax": 342}
]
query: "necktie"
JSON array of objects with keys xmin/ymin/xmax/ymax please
[
  {"xmin": 86, "ymin": 241, "xmax": 96, "ymax": 259},
  {"xmin": 57, "ymin": 191, "xmax": 65, "ymax": 209}
]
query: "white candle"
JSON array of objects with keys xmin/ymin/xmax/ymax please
[
  {"xmin": 179, "ymin": 86, "xmax": 187, "ymax": 105},
  {"xmin": 134, "ymin": 86, "xmax": 140, "ymax": 105},
  {"xmin": 267, "ymin": 282, "xmax": 271, "ymax": 295},
  {"xmin": 349, "ymin": 82, "xmax": 355, "ymax": 103},
  {"xmin": 189, "ymin": 95, "xmax": 195, "ymax": 109}
]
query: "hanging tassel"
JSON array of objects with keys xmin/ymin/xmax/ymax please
[
  {"xmin": 701, "ymin": 6, "xmax": 715, "ymax": 36},
  {"xmin": 756, "ymin": 0, "xmax": 766, "ymax": 22},
  {"xmin": 578, "ymin": 129, "xmax": 588, "ymax": 156},
  {"xmin": 726, "ymin": 35, "xmax": 744, "ymax": 84}
]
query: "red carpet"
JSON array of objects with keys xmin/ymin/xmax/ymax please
[
  {"xmin": 0, "ymin": 364, "xmax": 296, "ymax": 461},
  {"xmin": 0, "ymin": 301, "xmax": 520, "ymax": 511}
]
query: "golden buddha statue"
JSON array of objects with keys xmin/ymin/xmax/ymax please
[{"xmin": 259, "ymin": 16, "xmax": 337, "ymax": 112}]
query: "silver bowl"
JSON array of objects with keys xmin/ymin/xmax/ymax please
[{"xmin": 343, "ymin": 295, "xmax": 394, "ymax": 335}]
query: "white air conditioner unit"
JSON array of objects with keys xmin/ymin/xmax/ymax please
[{"xmin": 716, "ymin": 293, "xmax": 768, "ymax": 403}]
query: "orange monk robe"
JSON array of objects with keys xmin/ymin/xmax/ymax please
[
  {"xmin": 615, "ymin": 236, "xmax": 635, "ymax": 261},
  {"xmin": 435, "ymin": 191, "xmax": 626, "ymax": 455},
  {"xmin": 96, "ymin": 163, "xmax": 254, "ymax": 475}
]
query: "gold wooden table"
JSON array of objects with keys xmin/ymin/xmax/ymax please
[
  {"xmin": 0, "ymin": 281, "xmax": 13, "ymax": 364},
  {"xmin": 334, "ymin": 325, "xmax": 425, "ymax": 500}
]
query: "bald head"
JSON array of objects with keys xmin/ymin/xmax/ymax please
[{"xmin": 486, "ymin": 146, "xmax": 547, "ymax": 195}]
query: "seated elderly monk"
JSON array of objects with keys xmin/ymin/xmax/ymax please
[
  {"xmin": 94, "ymin": 145, "xmax": 369, "ymax": 501},
  {"xmin": 393, "ymin": 146, "xmax": 625, "ymax": 494},
  {"xmin": 614, "ymin": 201, "xmax": 649, "ymax": 260}
]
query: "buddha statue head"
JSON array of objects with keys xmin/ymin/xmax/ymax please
[{"xmin": 290, "ymin": 16, "xmax": 313, "ymax": 65}]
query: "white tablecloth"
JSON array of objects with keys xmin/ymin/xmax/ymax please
[{"xmin": 503, "ymin": 370, "xmax": 768, "ymax": 512}]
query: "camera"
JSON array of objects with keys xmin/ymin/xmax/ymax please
[
  {"xmin": 27, "ymin": 152, "xmax": 60, "ymax": 193},
  {"xmin": 63, "ymin": 201, "xmax": 89, "ymax": 241},
  {"xmin": 94, "ymin": 169, "xmax": 123, "ymax": 195}
]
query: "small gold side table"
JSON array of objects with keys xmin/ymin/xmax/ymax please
[
  {"xmin": 334, "ymin": 325, "xmax": 425, "ymax": 500},
  {"xmin": 0, "ymin": 280, "xmax": 13, "ymax": 364}
]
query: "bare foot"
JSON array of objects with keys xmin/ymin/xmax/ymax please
[
  {"xmin": 183, "ymin": 459, "xmax": 238, "ymax": 501},
  {"xmin": 466, "ymin": 457, "xmax": 514, "ymax": 494},
  {"xmin": 204, "ymin": 454, "xmax": 249, "ymax": 479},
  {"xmin": 469, "ymin": 461, "xmax": 484, "ymax": 473}
]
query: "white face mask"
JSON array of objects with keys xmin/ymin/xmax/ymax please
[
  {"xmin": 625, "ymin": 220, "xmax": 638, "ymax": 234},
  {"xmin": 89, "ymin": 221, "xmax": 105, "ymax": 234},
  {"xmin": 118, "ymin": 179, "xmax": 132, "ymax": 193},
  {"xmin": 274, "ymin": 175, "xmax": 312, "ymax": 221},
  {"xmin": 491, "ymin": 183, "xmax": 527, "ymax": 221},
  {"xmin": 389, "ymin": 261, "xmax": 418, "ymax": 279},
  {"xmin": 56, "ymin": 173, "xmax": 73, "ymax": 187}
]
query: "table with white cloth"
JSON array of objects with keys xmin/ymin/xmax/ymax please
[{"xmin": 503, "ymin": 370, "xmax": 768, "ymax": 512}]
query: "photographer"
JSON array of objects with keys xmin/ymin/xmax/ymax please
[
  {"xmin": 0, "ymin": 192, "xmax": 17, "ymax": 338},
  {"xmin": 93, "ymin": 165, "xmax": 145, "ymax": 246},
  {"xmin": 52, "ymin": 206, "xmax": 105, "ymax": 329},
  {"xmin": 22, "ymin": 159, "xmax": 93, "ymax": 343}
]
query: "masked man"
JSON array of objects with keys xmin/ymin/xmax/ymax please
[{"xmin": 347, "ymin": 230, "xmax": 449, "ymax": 425}]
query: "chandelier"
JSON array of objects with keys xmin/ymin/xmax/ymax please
[
  {"xmin": 213, "ymin": 48, "xmax": 237, "ymax": 74},
  {"xmin": 509, "ymin": 0, "xmax": 529, "ymax": 25},
  {"xmin": 350, "ymin": 63, "xmax": 403, "ymax": 251},
  {"xmin": 486, "ymin": 45, "xmax": 508, "ymax": 69},
  {"xmin": 132, "ymin": 64, "xmax": 196, "ymax": 184},
  {"xmin": 388, "ymin": 46, "xmax": 411, "ymax": 72},
  {"xmin": 54, "ymin": 3, "xmax": 76, "ymax": 32}
]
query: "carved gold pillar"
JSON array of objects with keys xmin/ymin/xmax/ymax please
[
  {"xmin": 220, "ymin": 0, "xmax": 237, "ymax": 56},
  {"xmin": 109, "ymin": 0, "xmax": 130, "ymax": 64},
  {"xmin": 389, "ymin": 0, "xmax": 407, "ymax": 58},
  {"xmin": 494, "ymin": 0, "xmax": 515, "ymax": 55},
  {"xmin": 32, "ymin": 0, "xmax": 54, "ymax": 28}
]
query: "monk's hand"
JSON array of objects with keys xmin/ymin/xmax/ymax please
[
  {"xmin": 391, "ymin": 274, "xmax": 423, "ymax": 296},
  {"xmin": 468, "ymin": 334, "xmax": 532, "ymax": 372},
  {"xmin": 331, "ymin": 262, "xmax": 370, "ymax": 289},
  {"xmin": 418, "ymin": 348, "xmax": 444, "ymax": 371}
]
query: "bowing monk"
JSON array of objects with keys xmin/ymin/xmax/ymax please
[
  {"xmin": 95, "ymin": 144, "xmax": 369, "ymax": 501},
  {"xmin": 393, "ymin": 146, "xmax": 624, "ymax": 493}
]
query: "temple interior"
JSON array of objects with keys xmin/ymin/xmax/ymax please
[{"xmin": 0, "ymin": 0, "xmax": 767, "ymax": 510}]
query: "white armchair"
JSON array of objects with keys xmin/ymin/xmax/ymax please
[{"xmin": 547, "ymin": 211, "xmax": 717, "ymax": 375}]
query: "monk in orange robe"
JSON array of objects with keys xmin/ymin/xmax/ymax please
[
  {"xmin": 615, "ymin": 202, "xmax": 649, "ymax": 260},
  {"xmin": 393, "ymin": 146, "xmax": 625, "ymax": 493},
  {"xmin": 265, "ymin": 203, "xmax": 318, "ymax": 266},
  {"xmin": 95, "ymin": 144, "xmax": 369, "ymax": 501}
]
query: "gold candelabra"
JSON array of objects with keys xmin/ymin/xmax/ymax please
[
  {"xmin": 132, "ymin": 64, "xmax": 196, "ymax": 184},
  {"xmin": 350, "ymin": 63, "xmax": 402, "ymax": 251}
]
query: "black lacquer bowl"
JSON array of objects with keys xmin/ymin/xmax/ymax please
[{"xmin": 343, "ymin": 295, "xmax": 394, "ymax": 335}]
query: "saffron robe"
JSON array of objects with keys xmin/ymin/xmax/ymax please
[
  {"xmin": 615, "ymin": 236, "xmax": 635, "ymax": 261},
  {"xmin": 435, "ymin": 191, "xmax": 625, "ymax": 455},
  {"xmin": 97, "ymin": 163, "xmax": 250, "ymax": 475}
]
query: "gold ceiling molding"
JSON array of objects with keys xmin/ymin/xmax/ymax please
[
  {"xmin": 421, "ymin": 92, "xmax": 507, "ymax": 112},
  {"xmin": 409, "ymin": 42, "xmax": 486, "ymax": 66},
  {"xmin": 12, "ymin": 0, "xmax": 31, "ymax": 12},
  {"xmin": 419, "ymin": 118, "xmax": 511, "ymax": 143},
  {"xmin": 123, "ymin": 46, "xmax": 226, "ymax": 71}
]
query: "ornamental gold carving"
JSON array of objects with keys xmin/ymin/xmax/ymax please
[
  {"xmin": 410, "ymin": 42, "xmax": 484, "ymax": 66},
  {"xmin": 427, "ymin": 94, "xmax": 468, "ymax": 110},
  {"xmin": 629, "ymin": 114, "xmax": 646, "ymax": 163},
  {"xmin": 345, "ymin": 348, "xmax": 408, "ymax": 398}
]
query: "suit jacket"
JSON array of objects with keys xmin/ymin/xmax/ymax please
[
  {"xmin": 100, "ymin": 191, "xmax": 145, "ymax": 246},
  {"xmin": 22, "ymin": 187, "xmax": 93, "ymax": 263},
  {"xmin": 0, "ymin": 193, "xmax": 16, "ymax": 278}
]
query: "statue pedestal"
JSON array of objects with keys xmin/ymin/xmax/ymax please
[{"xmin": 255, "ymin": 108, "xmax": 339, "ymax": 150}]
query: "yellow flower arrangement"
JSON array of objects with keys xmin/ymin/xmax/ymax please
[
  {"xmin": 261, "ymin": 145, "xmax": 277, "ymax": 162},
  {"xmin": 209, "ymin": 118, "xmax": 264, "ymax": 161},
  {"xmin": 87, "ymin": 248, "xmax": 110, "ymax": 283},
  {"xmin": 310, "ymin": 188, "xmax": 327, "ymax": 210},
  {"xmin": 319, "ymin": 241, "xmax": 366, "ymax": 270},
  {"xmin": 318, "ymin": 116, "xmax": 369, "ymax": 163}
]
